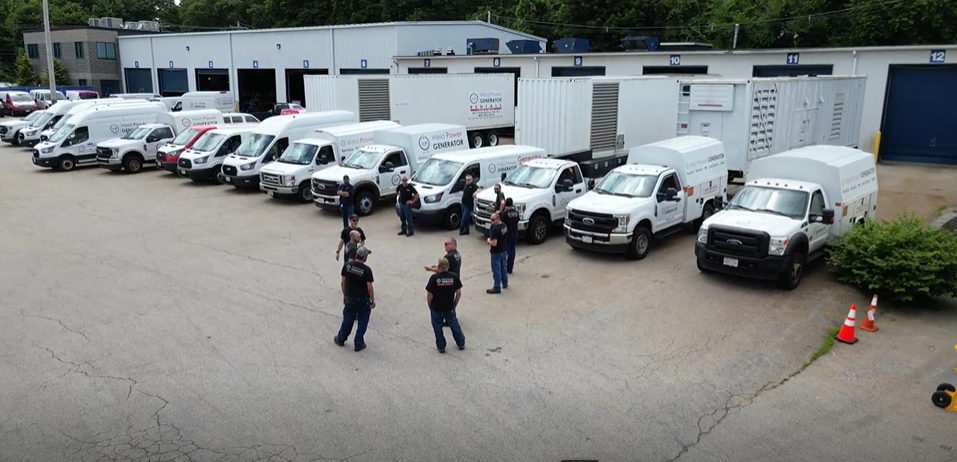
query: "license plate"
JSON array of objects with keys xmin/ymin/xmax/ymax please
[
  {"xmin": 723, "ymin": 257, "xmax": 739, "ymax": 268},
  {"xmin": 267, "ymin": 191, "xmax": 275, "ymax": 197},
  {"xmin": 179, "ymin": 169, "xmax": 186, "ymax": 175},
  {"xmin": 224, "ymin": 177, "xmax": 231, "ymax": 183},
  {"xmin": 581, "ymin": 235, "xmax": 593, "ymax": 244}
]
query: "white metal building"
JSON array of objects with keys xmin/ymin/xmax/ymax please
[
  {"xmin": 117, "ymin": 21, "xmax": 545, "ymax": 109},
  {"xmin": 394, "ymin": 44, "xmax": 957, "ymax": 165}
]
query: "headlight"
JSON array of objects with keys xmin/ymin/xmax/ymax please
[
  {"xmin": 696, "ymin": 227, "xmax": 709, "ymax": 244},
  {"xmin": 424, "ymin": 192, "xmax": 443, "ymax": 204},
  {"xmin": 195, "ymin": 156, "xmax": 209, "ymax": 165},
  {"xmin": 40, "ymin": 147, "xmax": 53, "ymax": 154},
  {"xmin": 769, "ymin": 236, "xmax": 790, "ymax": 256},
  {"xmin": 613, "ymin": 214, "xmax": 631, "ymax": 233},
  {"xmin": 111, "ymin": 148, "xmax": 119, "ymax": 158},
  {"xmin": 240, "ymin": 162, "xmax": 256, "ymax": 171},
  {"xmin": 514, "ymin": 203, "xmax": 527, "ymax": 216},
  {"xmin": 283, "ymin": 175, "xmax": 295, "ymax": 187}
]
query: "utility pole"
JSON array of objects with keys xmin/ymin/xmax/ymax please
[
  {"xmin": 42, "ymin": 0, "xmax": 57, "ymax": 103},
  {"xmin": 487, "ymin": 10, "xmax": 492, "ymax": 24}
]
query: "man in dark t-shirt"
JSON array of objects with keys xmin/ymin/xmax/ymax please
[
  {"xmin": 337, "ymin": 175, "xmax": 355, "ymax": 229},
  {"xmin": 426, "ymin": 258, "xmax": 465, "ymax": 353},
  {"xmin": 424, "ymin": 237, "xmax": 463, "ymax": 328},
  {"xmin": 396, "ymin": 175, "xmax": 418, "ymax": 236},
  {"xmin": 486, "ymin": 212, "xmax": 509, "ymax": 294},
  {"xmin": 460, "ymin": 175, "xmax": 479, "ymax": 235},
  {"xmin": 502, "ymin": 198, "xmax": 521, "ymax": 274},
  {"xmin": 335, "ymin": 247, "xmax": 376, "ymax": 352},
  {"xmin": 335, "ymin": 214, "xmax": 366, "ymax": 262}
]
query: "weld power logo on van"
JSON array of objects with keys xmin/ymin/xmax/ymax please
[
  {"xmin": 469, "ymin": 91, "xmax": 504, "ymax": 120},
  {"xmin": 841, "ymin": 166, "xmax": 877, "ymax": 195},
  {"xmin": 684, "ymin": 152, "xmax": 725, "ymax": 175},
  {"xmin": 428, "ymin": 131, "xmax": 465, "ymax": 151},
  {"xmin": 182, "ymin": 118, "xmax": 192, "ymax": 127},
  {"xmin": 188, "ymin": 116, "xmax": 219, "ymax": 127},
  {"xmin": 110, "ymin": 124, "xmax": 120, "ymax": 134},
  {"xmin": 488, "ymin": 154, "xmax": 543, "ymax": 174},
  {"xmin": 341, "ymin": 136, "xmax": 374, "ymax": 148}
]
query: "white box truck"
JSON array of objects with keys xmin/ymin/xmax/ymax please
[
  {"xmin": 96, "ymin": 109, "xmax": 223, "ymax": 173},
  {"xmin": 676, "ymin": 75, "xmax": 866, "ymax": 181},
  {"xmin": 564, "ymin": 136, "xmax": 729, "ymax": 260},
  {"xmin": 305, "ymin": 73, "xmax": 515, "ymax": 149},
  {"xmin": 259, "ymin": 120, "xmax": 399, "ymax": 203},
  {"xmin": 220, "ymin": 110, "xmax": 356, "ymax": 188},
  {"xmin": 695, "ymin": 145, "xmax": 878, "ymax": 290},
  {"xmin": 310, "ymin": 123, "xmax": 469, "ymax": 215},
  {"xmin": 472, "ymin": 76, "xmax": 681, "ymax": 244}
]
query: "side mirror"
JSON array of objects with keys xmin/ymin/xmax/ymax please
[
  {"xmin": 379, "ymin": 162, "xmax": 394, "ymax": 173},
  {"xmin": 713, "ymin": 196, "xmax": 725, "ymax": 210},
  {"xmin": 821, "ymin": 209, "xmax": 835, "ymax": 224},
  {"xmin": 587, "ymin": 178, "xmax": 596, "ymax": 190},
  {"xmin": 500, "ymin": 172, "xmax": 507, "ymax": 181},
  {"xmin": 561, "ymin": 178, "xmax": 574, "ymax": 192}
]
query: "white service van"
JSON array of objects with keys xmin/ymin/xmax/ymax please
[
  {"xmin": 39, "ymin": 98, "xmax": 151, "ymax": 142},
  {"xmin": 177, "ymin": 126, "xmax": 258, "ymax": 182},
  {"xmin": 30, "ymin": 102, "xmax": 169, "ymax": 171},
  {"xmin": 96, "ymin": 110, "xmax": 223, "ymax": 173},
  {"xmin": 174, "ymin": 91, "xmax": 234, "ymax": 112},
  {"xmin": 409, "ymin": 145, "xmax": 547, "ymax": 230},
  {"xmin": 310, "ymin": 123, "xmax": 469, "ymax": 216},
  {"xmin": 1, "ymin": 110, "xmax": 44, "ymax": 145},
  {"xmin": 220, "ymin": 110, "xmax": 356, "ymax": 188},
  {"xmin": 259, "ymin": 120, "xmax": 399, "ymax": 202},
  {"xmin": 31, "ymin": 89, "xmax": 67, "ymax": 109},
  {"xmin": 695, "ymin": 145, "xmax": 878, "ymax": 290},
  {"xmin": 564, "ymin": 136, "xmax": 729, "ymax": 260},
  {"xmin": 19, "ymin": 100, "xmax": 101, "ymax": 146}
]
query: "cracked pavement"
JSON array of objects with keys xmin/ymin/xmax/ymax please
[{"xmin": 1, "ymin": 143, "xmax": 955, "ymax": 462}]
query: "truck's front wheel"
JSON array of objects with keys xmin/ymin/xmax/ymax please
[
  {"xmin": 526, "ymin": 214, "xmax": 549, "ymax": 245},
  {"xmin": 56, "ymin": 155, "xmax": 76, "ymax": 171},
  {"xmin": 355, "ymin": 190, "xmax": 376, "ymax": 216},
  {"xmin": 297, "ymin": 181, "xmax": 312, "ymax": 203},
  {"xmin": 778, "ymin": 252, "xmax": 806, "ymax": 290},
  {"xmin": 627, "ymin": 226, "xmax": 652, "ymax": 260},
  {"xmin": 443, "ymin": 206, "xmax": 461, "ymax": 230},
  {"xmin": 123, "ymin": 154, "xmax": 144, "ymax": 173}
]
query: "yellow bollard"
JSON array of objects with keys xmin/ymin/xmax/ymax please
[{"xmin": 873, "ymin": 131, "xmax": 881, "ymax": 163}]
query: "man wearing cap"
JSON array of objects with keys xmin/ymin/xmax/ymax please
[
  {"xmin": 335, "ymin": 214, "xmax": 366, "ymax": 262},
  {"xmin": 425, "ymin": 257, "xmax": 465, "ymax": 353},
  {"xmin": 335, "ymin": 247, "xmax": 375, "ymax": 352},
  {"xmin": 337, "ymin": 175, "xmax": 355, "ymax": 229}
]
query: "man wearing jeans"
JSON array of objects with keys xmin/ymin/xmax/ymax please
[
  {"xmin": 396, "ymin": 175, "xmax": 418, "ymax": 237},
  {"xmin": 502, "ymin": 198, "xmax": 521, "ymax": 274},
  {"xmin": 337, "ymin": 175, "xmax": 355, "ymax": 229},
  {"xmin": 334, "ymin": 247, "xmax": 376, "ymax": 352},
  {"xmin": 426, "ymin": 257, "xmax": 465, "ymax": 353},
  {"xmin": 486, "ymin": 212, "xmax": 509, "ymax": 294},
  {"xmin": 460, "ymin": 175, "xmax": 478, "ymax": 235}
]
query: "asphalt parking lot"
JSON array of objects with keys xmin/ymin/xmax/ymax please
[{"xmin": 1, "ymin": 136, "xmax": 955, "ymax": 462}]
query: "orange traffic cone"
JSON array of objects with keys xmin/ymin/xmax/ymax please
[
  {"xmin": 859, "ymin": 294, "xmax": 879, "ymax": 332},
  {"xmin": 834, "ymin": 304, "xmax": 859, "ymax": 345}
]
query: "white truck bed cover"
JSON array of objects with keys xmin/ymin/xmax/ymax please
[
  {"xmin": 747, "ymin": 145, "xmax": 877, "ymax": 206},
  {"xmin": 626, "ymin": 136, "xmax": 727, "ymax": 187}
]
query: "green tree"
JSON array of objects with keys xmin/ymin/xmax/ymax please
[
  {"xmin": 40, "ymin": 57, "xmax": 70, "ymax": 85},
  {"xmin": 13, "ymin": 48, "xmax": 38, "ymax": 85}
]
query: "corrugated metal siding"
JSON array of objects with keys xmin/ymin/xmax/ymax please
[
  {"xmin": 304, "ymin": 76, "xmax": 360, "ymax": 113},
  {"xmin": 396, "ymin": 24, "xmax": 547, "ymax": 57},
  {"xmin": 333, "ymin": 27, "xmax": 397, "ymax": 73},
  {"xmin": 151, "ymin": 35, "xmax": 231, "ymax": 70},
  {"xmin": 118, "ymin": 36, "xmax": 154, "ymax": 69},
  {"xmin": 231, "ymin": 29, "xmax": 333, "ymax": 70},
  {"xmin": 357, "ymin": 78, "xmax": 391, "ymax": 121},
  {"xmin": 589, "ymin": 82, "xmax": 619, "ymax": 151},
  {"xmin": 515, "ymin": 78, "xmax": 591, "ymax": 156}
]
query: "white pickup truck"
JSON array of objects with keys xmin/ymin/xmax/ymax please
[
  {"xmin": 96, "ymin": 110, "xmax": 223, "ymax": 173},
  {"xmin": 564, "ymin": 136, "xmax": 729, "ymax": 260},
  {"xmin": 695, "ymin": 145, "xmax": 879, "ymax": 290}
]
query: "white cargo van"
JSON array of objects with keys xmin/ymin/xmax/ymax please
[
  {"xmin": 220, "ymin": 110, "xmax": 356, "ymax": 188},
  {"xmin": 39, "ymin": 98, "xmax": 151, "ymax": 142},
  {"xmin": 564, "ymin": 136, "xmax": 729, "ymax": 260},
  {"xmin": 259, "ymin": 120, "xmax": 399, "ymax": 202},
  {"xmin": 409, "ymin": 145, "xmax": 547, "ymax": 230},
  {"xmin": 177, "ymin": 126, "xmax": 258, "ymax": 182},
  {"xmin": 18, "ymin": 100, "xmax": 87, "ymax": 146},
  {"xmin": 0, "ymin": 110, "xmax": 43, "ymax": 144},
  {"xmin": 96, "ymin": 110, "xmax": 223, "ymax": 173},
  {"xmin": 695, "ymin": 145, "xmax": 878, "ymax": 290},
  {"xmin": 174, "ymin": 91, "xmax": 234, "ymax": 112},
  {"xmin": 310, "ymin": 123, "xmax": 469, "ymax": 216},
  {"xmin": 30, "ymin": 102, "xmax": 169, "ymax": 171}
]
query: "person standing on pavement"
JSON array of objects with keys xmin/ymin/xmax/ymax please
[
  {"xmin": 502, "ymin": 198, "xmax": 521, "ymax": 274},
  {"xmin": 335, "ymin": 214, "xmax": 366, "ymax": 262},
  {"xmin": 486, "ymin": 212, "xmax": 508, "ymax": 294},
  {"xmin": 342, "ymin": 230, "xmax": 367, "ymax": 266},
  {"xmin": 460, "ymin": 175, "xmax": 479, "ymax": 235},
  {"xmin": 425, "ymin": 257, "xmax": 465, "ymax": 353},
  {"xmin": 396, "ymin": 175, "xmax": 418, "ymax": 237},
  {"xmin": 425, "ymin": 238, "xmax": 462, "ymax": 327},
  {"xmin": 337, "ymin": 175, "xmax": 355, "ymax": 229},
  {"xmin": 334, "ymin": 247, "xmax": 375, "ymax": 352},
  {"xmin": 492, "ymin": 184, "xmax": 506, "ymax": 214}
]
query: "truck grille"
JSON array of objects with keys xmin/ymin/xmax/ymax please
[
  {"xmin": 707, "ymin": 226, "xmax": 768, "ymax": 258},
  {"xmin": 474, "ymin": 199, "xmax": 495, "ymax": 220},
  {"xmin": 312, "ymin": 179, "xmax": 338, "ymax": 196},
  {"xmin": 262, "ymin": 172, "xmax": 281, "ymax": 186},
  {"xmin": 222, "ymin": 165, "xmax": 237, "ymax": 176},
  {"xmin": 0, "ymin": 127, "xmax": 6, "ymax": 134},
  {"xmin": 178, "ymin": 158, "xmax": 192, "ymax": 169},
  {"xmin": 96, "ymin": 147, "xmax": 112, "ymax": 160},
  {"xmin": 567, "ymin": 208, "xmax": 617, "ymax": 233}
]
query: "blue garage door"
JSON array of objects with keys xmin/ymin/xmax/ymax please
[
  {"xmin": 157, "ymin": 69, "xmax": 188, "ymax": 97},
  {"xmin": 124, "ymin": 68, "xmax": 153, "ymax": 93},
  {"xmin": 881, "ymin": 65, "xmax": 957, "ymax": 164}
]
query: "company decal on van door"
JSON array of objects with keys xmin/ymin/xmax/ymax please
[
  {"xmin": 469, "ymin": 91, "xmax": 504, "ymax": 120},
  {"xmin": 419, "ymin": 131, "xmax": 465, "ymax": 151},
  {"xmin": 488, "ymin": 155, "xmax": 541, "ymax": 175},
  {"xmin": 684, "ymin": 152, "xmax": 726, "ymax": 176},
  {"xmin": 840, "ymin": 166, "xmax": 877, "ymax": 195},
  {"xmin": 110, "ymin": 121, "xmax": 151, "ymax": 135},
  {"xmin": 181, "ymin": 116, "xmax": 220, "ymax": 128}
]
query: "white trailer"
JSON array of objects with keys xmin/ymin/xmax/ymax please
[
  {"xmin": 304, "ymin": 73, "xmax": 515, "ymax": 149},
  {"xmin": 676, "ymin": 75, "xmax": 866, "ymax": 181}
]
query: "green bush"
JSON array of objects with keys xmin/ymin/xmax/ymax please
[{"xmin": 827, "ymin": 212, "xmax": 957, "ymax": 302}]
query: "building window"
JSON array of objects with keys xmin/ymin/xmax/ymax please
[
  {"xmin": 27, "ymin": 44, "xmax": 39, "ymax": 59},
  {"xmin": 96, "ymin": 42, "xmax": 116, "ymax": 60},
  {"xmin": 78, "ymin": 79, "xmax": 88, "ymax": 86},
  {"xmin": 53, "ymin": 43, "xmax": 61, "ymax": 58},
  {"xmin": 74, "ymin": 42, "xmax": 84, "ymax": 58}
]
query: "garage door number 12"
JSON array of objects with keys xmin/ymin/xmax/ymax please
[{"xmin": 930, "ymin": 50, "xmax": 946, "ymax": 63}]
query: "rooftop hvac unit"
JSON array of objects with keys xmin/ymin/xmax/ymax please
[
  {"xmin": 102, "ymin": 17, "xmax": 124, "ymax": 29},
  {"xmin": 136, "ymin": 21, "xmax": 160, "ymax": 31},
  {"xmin": 88, "ymin": 18, "xmax": 99, "ymax": 27},
  {"xmin": 621, "ymin": 35, "xmax": 660, "ymax": 51},
  {"xmin": 506, "ymin": 40, "xmax": 543, "ymax": 54},
  {"xmin": 554, "ymin": 38, "xmax": 591, "ymax": 54},
  {"xmin": 466, "ymin": 38, "xmax": 499, "ymax": 55}
]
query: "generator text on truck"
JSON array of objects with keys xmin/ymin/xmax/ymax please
[{"xmin": 695, "ymin": 145, "xmax": 878, "ymax": 290}]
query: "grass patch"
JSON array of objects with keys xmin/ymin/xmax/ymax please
[
  {"xmin": 936, "ymin": 205, "xmax": 948, "ymax": 217},
  {"xmin": 779, "ymin": 327, "xmax": 840, "ymax": 386}
]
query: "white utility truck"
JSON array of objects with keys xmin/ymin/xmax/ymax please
[
  {"xmin": 305, "ymin": 73, "xmax": 515, "ymax": 149},
  {"xmin": 96, "ymin": 110, "xmax": 223, "ymax": 173},
  {"xmin": 259, "ymin": 120, "xmax": 399, "ymax": 203},
  {"xmin": 564, "ymin": 136, "xmax": 729, "ymax": 260},
  {"xmin": 311, "ymin": 123, "xmax": 469, "ymax": 216},
  {"xmin": 177, "ymin": 126, "xmax": 258, "ymax": 182},
  {"xmin": 675, "ymin": 75, "xmax": 866, "ymax": 181},
  {"xmin": 39, "ymin": 98, "xmax": 151, "ymax": 142},
  {"xmin": 409, "ymin": 145, "xmax": 547, "ymax": 230},
  {"xmin": 220, "ymin": 110, "xmax": 355, "ymax": 188},
  {"xmin": 31, "ymin": 103, "xmax": 169, "ymax": 172},
  {"xmin": 695, "ymin": 145, "xmax": 878, "ymax": 290},
  {"xmin": 1, "ymin": 111, "xmax": 44, "ymax": 145},
  {"xmin": 172, "ymin": 91, "xmax": 234, "ymax": 112},
  {"xmin": 472, "ymin": 76, "xmax": 681, "ymax": 244}
]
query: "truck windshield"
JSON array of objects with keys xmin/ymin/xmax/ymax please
[
  {"xmin": 413, "ymin": 158, "xmax": 464, "ymax": 186},
  {"xmin": 48, "ymin": 124, "xmax": 74, "ymax": 143},
  {"xmin": 78, "ymin": 92, "xmax": 98, "ymax": 100},
  {"xmin": 236, "ymin": 133, "xmax": 275, "ymax": 157},
  {"xmin": 593, "ymin": 171, "xmax": 658, "ymax": 198},
  {"xmin": 52, "ymin": 114, "xmax": 72, "ymax": 130},
  {"xmin": 122, "ymin": 127, "xmax": 151, "ymax": 140},
  {"xmin": 503, "ymin": 165, "xmax": 557, "ymax": 189},
  {"xmin": 192, "ymin": 132, "xmax": 225, "ymax": 152},
  {"xmin": 341, "ymin": 148, "xmax": 381, "ymax": 170},
  {"xmin": 30, "ymin": 112, "xmax": 54, "ymax": 127},
  {"xmin": 11, "ymin": 94, "xmax": 33, "ymax": 103},
  {"xmin": 729, "ymin": 186, "xmax": 809, "ymax": 220},
  {"xmin": 20, "ymin": 111, "xmax": 42, "ymax": 123},
  {"xmin": 278, "ymin": 143, "xmax": 318, "ymax": 165},
  {"xmin": 171, "ymin": 128, "xmax": 200, "ymax": 145}
]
